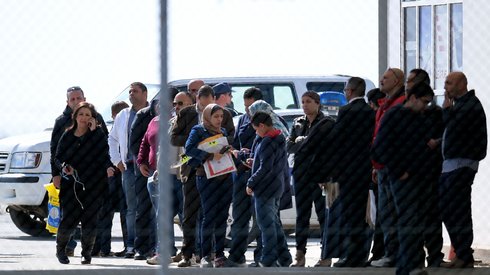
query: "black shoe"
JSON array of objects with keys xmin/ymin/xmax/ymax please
[
  {"xmin": 114, "ymin": 249, "xmax": 127, "ymax": 257},
  {"xmin": 134, "ymin": 252, "xmax": 148, "ymax": 260},
  {"xmin": 100, "ymin": 251, "xmax": 115, "ymax": 257},
  {"xmin": 334, "ymin": 258, "xmax": 365, "ymax": 268},
  {"xmin": 81, "ymin": 256, "xmax": 91, "ymax": 264},
  {"xmin": 124, "ymin": 250, "xmax": 135, "ymax": 259},
  {"xmin": 56, "ymin": 253, "xmax": 70, "ymax": 264}
]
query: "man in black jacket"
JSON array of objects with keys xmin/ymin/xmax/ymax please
[
  {"xmin": 128, "ymin": 98, "xmax": 159, "ymax": 260},
  {"xmin": 371, "ymin": 82, "xmax": 434, "ymax": 275},
  {"xmin": 326, "ymin": 77, "xmax": 375, "ymax": 267},
  {"xmin": 439, "ymin": 72, "xmax": 487, "ymax": 269},
  {"xmin": 50, "ymin": 86, "xmax": 107, "ymax": 257}
]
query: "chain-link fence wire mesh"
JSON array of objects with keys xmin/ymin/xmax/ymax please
[{"xmin": 2, "ymin": 0, "xmax": 490, "ymax": 273}]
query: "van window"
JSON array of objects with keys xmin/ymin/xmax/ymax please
[
  {"xmin": 306, "ymin": 82, "xmax": 346, "ymax": 93},
  {"xmin": 230, "ymin": 83, "xmax": 297, "ymax": 113}
]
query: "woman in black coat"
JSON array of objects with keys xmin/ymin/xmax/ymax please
[{"xmin": 54, "ymin": 102, "xmax": 112, "ymax": 265}]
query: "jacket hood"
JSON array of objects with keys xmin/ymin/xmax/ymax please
[{"xmin": 265, "ymin": 129, "xmax": 282, "ymax": 138}]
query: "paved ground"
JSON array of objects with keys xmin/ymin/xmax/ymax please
[{"xmin": 0, "ymin": 210, "xmax": 489, "ymax": 275}]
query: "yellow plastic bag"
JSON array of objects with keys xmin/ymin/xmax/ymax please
[{"xmin": 44, "ymin": 183, "xmax": 60, "ymax": 234}]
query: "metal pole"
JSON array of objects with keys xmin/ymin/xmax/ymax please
[{"xmin": 158, "ymin": 0, "xmax": 169, "ymax": 274}]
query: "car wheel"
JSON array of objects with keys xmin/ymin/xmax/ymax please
[{"xmin": 8, "ymin": 206, "xmax": 53, "ymax": 237}]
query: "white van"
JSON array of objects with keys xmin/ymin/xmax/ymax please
[{"xmin": 0, "ymin": 75, "xmax": 375, "ymax": 237}]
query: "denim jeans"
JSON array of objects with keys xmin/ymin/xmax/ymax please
[
  {"xmin": 228, "ymin": 170, "xmax": 253, "ymax": 264},
  {"xmin": 377, "ymin": 168, "xmax": 399, "ymax": 259},
  {"xmin": 196, "ymin": 175, "xmax": 232, "ymax": 258},
  {"xmin": 122, "ymin": 162, "xmax": 137, "ymax": 250},
  {"xmin": 439, "ymin": 167, "xmax": 476, "ymax": 263},
  {"xmin": 255, "ymin": 196, "xmax": 290, "ymax": 266},
  {"xmin": 147, "ymin": 174, "xmax": 184, "ymax": 256},
  {"xmin": 391, "ymin": 176, "xmax": 425, "ymax": 275}
]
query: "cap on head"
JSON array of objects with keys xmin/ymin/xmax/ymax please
[{"xmin": 212, "ymin": 82, "xmax": 232, "ymax": 97}]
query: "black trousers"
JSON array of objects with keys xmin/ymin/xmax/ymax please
[
  {"xmin": 439, "ymin": 167, "xmax": 476, "ymax": 263},
  {"xmin": 181, "ymin": 172, "xmax": 201, "ymax": 259},
  {"xmin": 293, "ymin": 179, "xmax": 325, "ymax": 253},
  {"xmin": 57, "ymin": 187, "xmax": 101, "ymax": 257}
]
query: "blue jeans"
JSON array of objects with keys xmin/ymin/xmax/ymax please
[
  {"xmin": 255, "ymin": 196, "xmax": 290, "ymax": 266},
  {"xmin": 228, "ymin": 170, "xmax": 253, "ymax": 264},
  {"xmin": 147, "ymin": 174, "xmax": 184, "ymax": 256},
  {"xmin": 391, "ymin": 176, "xmax": 425, "ymax": 275},
  {"xmin": 122, "ymin": 162, "xmax": 137, "ymax": 250},
  {"xmin": 196, "ymin": 175, "xmax": 232, "ymax": 258},
  {"xmin": 377, "ymin": 168, "xmax": 399, "ymax": 259}
]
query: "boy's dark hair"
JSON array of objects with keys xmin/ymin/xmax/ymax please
[
  {"xmin": 197, "ymin": 85, "xmax": 215, "ymax": 99},
  {"xmin": 251, "ymin": 111, "xmax": 273, "ymax": 127},
  {"xmin": 243, "ymin": 87, "xmax": 263, "ymax": 101},
  {"xmin": 409, "ymin": 68, "xmax": 431, "ymax": 86},
  {"xmin": 111, "ymin": 101, "xmax": 129, "ymax": 117},
  {"xmin": 406, "ymin": 82, "xmax": 434, "ymax": 99},
  {"xmin": 367, "ymin": 88, "xmax": 385, "ymax": 106}
]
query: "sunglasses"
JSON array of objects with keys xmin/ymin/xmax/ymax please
[{"xmin": 173, "ymin": 101, "xmax": 184, "ymax": 107}]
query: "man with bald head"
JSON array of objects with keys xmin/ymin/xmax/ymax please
[
  {"xmin": 438, "ymin": 72, "xmax": 487, "ymax": 268},
  {"xmin": 187, "ymin": 79, "xmax": 205, "ymax": 102},
  {"xmin": 370, "ymin": 68, "xmax": 406, "ymax": 268}
]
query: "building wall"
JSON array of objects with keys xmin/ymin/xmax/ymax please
[{"xmin": 386, "ymin": 0, "xmax": 490, "ymax": 249}]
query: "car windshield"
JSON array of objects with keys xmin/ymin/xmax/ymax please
[{"xmin": 99, "ymin": 84, "xmax": 161, "ymax": 125}]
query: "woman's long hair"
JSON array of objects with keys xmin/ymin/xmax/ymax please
[{"xmin": 67, "ymin": 102, "xmax": 97, "ymax": 132}]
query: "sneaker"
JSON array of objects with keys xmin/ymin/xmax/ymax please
[
  {"xmin": 171, "ymin": 252, "xmax": 182, "ymax": 263},
  {"xmin": 200, "ymin": 256, "xmax": 214, "ymax": 268},
  {"xmin": 214, "ymin": 256, "xmax": 227, "ymax": 268},
  {"xmin": 178, "ymin": 257, "xmax": 192, "ymax": 267},
  {"xmin": 147, "ymin": 254, "xmax": 160, "ymax": 265},
  {"xmin": 371, "ymin": 256, "xmax": 395, "ymax": 267},
  {"xmin": 248, "ymin": 262, "xmax": 260, "ymax": 268},
  {"xmin": 314, "ymin": 258, "xmax": 332, "ymax": 267},
  {"xmin": 258, "ymin": 261, "xmax": 279, "ymax": 267}
]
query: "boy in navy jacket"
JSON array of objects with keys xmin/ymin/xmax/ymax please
[{"xmin": 246, "ymin": 111, "xmax": 292, "ymax": 267}]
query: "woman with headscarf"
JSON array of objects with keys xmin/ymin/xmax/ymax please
[
  {"xmin": 184, "ymin": 103, "xmax": 233, "ymax": 268},
  {"xmin": 248, "ymin": 100, "xmax": 289, "ymax": 136}
]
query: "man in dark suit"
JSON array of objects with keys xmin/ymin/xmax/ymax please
[
  {"xmin": 323, "ymin": 77, "xmax": 375, "ymax": 267},
  {"xmin": 170, "ymin": 84, "xmax": 234, "ymax": 267}
]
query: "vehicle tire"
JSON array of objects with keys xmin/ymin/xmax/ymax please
[{"xmin": 8, "ymin": 207, "xmax": 53, "ymax": 237}]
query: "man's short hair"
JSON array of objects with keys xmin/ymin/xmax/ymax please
[
  {"xmin": 346, "ymin": 77, "xmax": 366, "ymax": 97},
  {"xmin": 406, "ymin": 82, "xmax": 434, "ymax": 99},
  {"xmin": 243, "ymin": 87, "xmax": 263, "ymax": 101},
  {"xmin": 66, "ymin": 86, "xmax": 84, "ymax": 97},
  {"xmin": 131, "ymin": 82, "xmax": 148, "ymax": 92},
  {"xmin": 111, "ymin": 101, "xmax": 129, "ymax": 117},
  {"xmin": 197, "ymin": 85, "xmax": 215, "ymax": 99},
  {"xmin": 251, "ymin": 111, "xmax": 273, "ymax": 127}
]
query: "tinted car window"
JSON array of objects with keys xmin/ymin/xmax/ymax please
[
  {"xmin": 229, "ymin": 83, "xmax": 297, "ymax": 114},
  {"xmin": 306, "ymin": 81, "xmax": 346, "ymax": 93}
]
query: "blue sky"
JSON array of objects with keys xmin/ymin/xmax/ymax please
[{"xmin": 0, "ymin": 0, "xmax": 378, "ymax": 138}]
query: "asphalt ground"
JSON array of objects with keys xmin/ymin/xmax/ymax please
[{"xmin": 0, "ymin": 209, "xmax": 489, "ymax": 275}]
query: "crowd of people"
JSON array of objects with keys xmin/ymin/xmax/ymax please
[{"xmin": 50, "ymin": 69, "xmax": 487, "ymax": 275}]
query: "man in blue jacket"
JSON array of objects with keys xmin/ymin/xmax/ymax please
[{"xmin": 246, "ymin": 111, "xmax": 292, "ymax": 267}]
